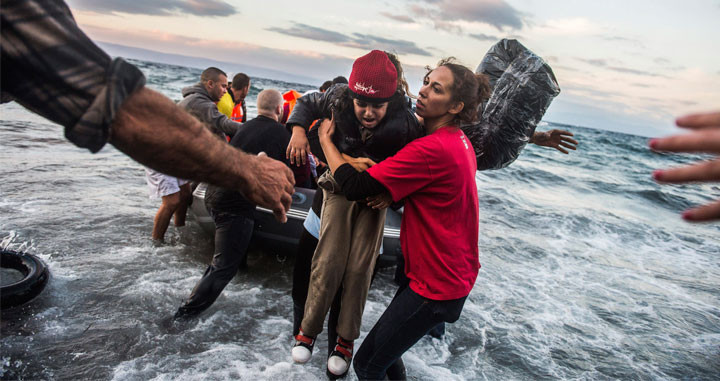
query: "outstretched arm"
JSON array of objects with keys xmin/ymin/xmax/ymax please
[
  {"xmin": 286, "ymin": 90, "xmax": 331, "ymax": 166},
  {"xmin": 650, "ymin": 111, "xmax": 720, "ymax": 222},
  {"xmin": 530, "ymin": 129, "xmax": 578, "ymax": 154},
  {"xmin": 110, "ymin": 87, "xmax": 295, "ymax": 222}
]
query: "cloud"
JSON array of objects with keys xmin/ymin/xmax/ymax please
[
  {"xmin": 380, "ymin": 12, "xmax": 414, "ymax": 23},
  {"xmin": 469, "ymin": 33, "xmax": 499, "ymax": 42},
  {"xmin": 407, "ymin": 0, "xmax": 524, "ymax": 33},
  {"xmin": 67, "ymin": 0, "xmax": 236, "ymax": 17},
  {"xmin": 652, "ymin": 57, "xmax": 686, "ymax": 71},
  {"xmin": 607, "ymin": 66, "xmax": 666, "ymax": 77},
  {"xmin": 266, "ymin": 23, "xmax": 349, "ymax": 44},
  {"xmin": 629, "ymin": 83, "xmax": 654, "ymax": 88},
  {"xmin": 575, "ymin": 58, "xmax": 667, "ymax": 78},
  {"xmin": 576, "ymin": 58, "xmax": 608, "ymax": 67},
  {"xmin": 598, "ymin": 35, "xmax": 645, "ymax": 48},
  {"xmin": 266, "ymin": 23, "xmax": 432, "ymax": 56},
  {"xmin": 347, "ymin": 33, "xmax": 433, "ymax": 56},
  {"xmin": 81, "ymin": 24, "xmax": 353, "ymax": 83}
]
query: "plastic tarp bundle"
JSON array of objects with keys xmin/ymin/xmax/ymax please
[{"xmin": 460, "ymin": 39, "xmax": 560, "ymax": 170}]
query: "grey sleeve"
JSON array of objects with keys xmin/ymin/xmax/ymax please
[{"xmin": 204, "ymin": 102, "xmax": 241, "ymax": 137}]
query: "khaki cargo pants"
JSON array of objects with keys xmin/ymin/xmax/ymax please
[{"xmin": 301, "ymin": 171, "xmax": 386, "ymax": 340}]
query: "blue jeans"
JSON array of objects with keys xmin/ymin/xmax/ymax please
[
  {"xmin": 176, "ymin": 211, "xmax": 254, "ymax": 316},
  {"xmin": 353, "ymin": 282, "xmax": 467, "ymax": 380}
]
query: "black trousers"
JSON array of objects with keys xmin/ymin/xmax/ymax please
[
  {"xmin": 353, "ymin": 281, "xmax": 466, "ymax": 380},
  {"xmin": 177, "ymin": 211, "xmax": 254, "ymax": 316}
]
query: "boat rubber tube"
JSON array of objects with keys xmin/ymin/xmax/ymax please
[
  {"xmin": 461, "ymin": 39, "xmax": 561, "ymax": 170},
  {"xmin": 1, "ymin": 249, "xmax": 49, "ymax": 309}
]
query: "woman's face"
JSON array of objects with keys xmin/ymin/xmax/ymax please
[
  {"xmin": 416, "ymin": 66, "xmax": 456, "ymax": 119},
  {"xmin": 353, "ymin": 99, "xmax": 389, "ymax": 129}
]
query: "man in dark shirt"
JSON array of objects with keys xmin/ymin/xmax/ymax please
[{"xmin": 175, "ymin": 89, "xmax": 291, "ymax": 318}]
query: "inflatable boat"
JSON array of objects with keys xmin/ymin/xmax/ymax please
[{"xmin": 190, "ymin": 184, "xmax": 403, "ymax": 267}]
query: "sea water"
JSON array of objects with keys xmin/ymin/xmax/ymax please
[{"xmin": 1, "ymin": 59, "xmax": 718, "ymax": 380}]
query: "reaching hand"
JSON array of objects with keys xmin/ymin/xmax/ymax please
[
  {"xmin": 531, "ymin": 129, "xmax": 578, "ymax": 154},
  {"xmin": 650, "ymin": 111, "xmax": 720, "ymax": 222},
  {"xmin": 286, "ymin": 126, "xmax": 310, "ymax": 166},
  {"xmin": 242, "ymin": 152, "xmax": 295, "ymax": 223},
  {"xmin": 342, "ymin": 154, "xmax": 377, "ymax": 172},
  {"xmin": 366, "ymin": 192, "xmax": 393, "ymax": 210}
]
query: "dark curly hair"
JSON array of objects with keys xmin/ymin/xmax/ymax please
[{"xmin": 424, "ymin": 57, "xmax": 491, "ymax": 124}]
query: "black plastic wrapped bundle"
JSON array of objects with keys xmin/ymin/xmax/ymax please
[{"xmin": 460, "ymin": 39, "xmax": 560, "ymax": 170}]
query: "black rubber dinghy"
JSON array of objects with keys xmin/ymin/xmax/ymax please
[{"xmin": 1, "ymin": 249, "xmax": 49, "ymax": 309}]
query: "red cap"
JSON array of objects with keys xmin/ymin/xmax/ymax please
[{"xmin": 348, "ymin": 50, "xmax": 397, "ymax": 103}]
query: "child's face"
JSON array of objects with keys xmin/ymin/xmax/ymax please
[{"xmin": 353, "ymin": 99, "xmax": 389, "ymax": 129}]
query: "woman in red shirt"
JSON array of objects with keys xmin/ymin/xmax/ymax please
[{"xmin": 317, "ymin": 58, "xmax": 491, "ymax": 379}]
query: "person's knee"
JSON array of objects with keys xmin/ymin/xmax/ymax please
[
  {"xmin": 344, "ymin": 263, "xmax": 373, "ymax": 281},
  {"xmin": 162, "ymin": 192, "xmax": 181, "ymax": 209}
]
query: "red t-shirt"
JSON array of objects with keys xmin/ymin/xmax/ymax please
[{"xmin": 367, "ymin": 126, "xmax": 480, "ymax": 300}]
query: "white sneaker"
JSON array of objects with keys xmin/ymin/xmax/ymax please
[
  {"xmin": 327, "ymin": 354, "xmax": 350, "ymax": 376},
  {"xmin": 326, "ymin": 337, "xmax": 353, "ymax": 378},
  {"xmin": 292, "ymin": 331, "xmax": 315, "ymax": 364}
]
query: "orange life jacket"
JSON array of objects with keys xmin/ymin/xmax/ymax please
[
  {"xmin": 281, "ymin": 90, "xmax": 302, "ymax": 124},
  {"xmin": 231, "ymin": 102, "xmax": 245, "ymax": 123}
]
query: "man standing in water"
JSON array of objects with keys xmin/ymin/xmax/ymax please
[
  {"xmin": 175, "ymin": 89, "xmax": 292, "ymax": 318},
  {"xmin": 1, "ymin": 0, "xmax": 296, "ymax": 223},
  {"xmin": 145, "ymin": 169, "xmax": 192, "ymax": 242}
]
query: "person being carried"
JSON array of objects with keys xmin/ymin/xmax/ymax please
[
  {"xmin": 1, "ymin": 0, "xmax": 294, "ymax": 223},
  {"xmin": 317, "ymin": 58, "xmax": 488, "ymax": 380},
  {"xmin": 289, "ymin": 50, "xmax": 423, "ymax": 378},
  {"xmin": 175, "ymin": 89, "xmax": 292, "ymax": 318},
  {"xmin": 178, "ymin": 67, "xmax": 242, "ymax": 141}
]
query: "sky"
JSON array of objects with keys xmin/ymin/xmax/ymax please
[{"xmin": 66, "ymin": 0, "xmax": 720, "ymax": 137}]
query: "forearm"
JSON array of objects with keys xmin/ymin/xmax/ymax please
[
  {"xmin": 319, "ymin": 134, "xmax": 347, "ymax": 174},
  {"xmin": 109, "ymin": 87, "xmax": 256, "ymax": 190},
  {"xmin": 334, "ymin": 164, "xmax": 386, "ymax": 201},
  {"xmin": 320, "ymin": 134, "xmax": 385, "ymax": 200},
  {"xmin": 529, "ymin": 131, "xmax": 546, "ymax": 145}
]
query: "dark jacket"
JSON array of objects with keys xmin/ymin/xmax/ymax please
[
  {"xmin": 204, "ymin": 115, "xmax": 291, "ymax": 215},
  {"xmin": 286, "ymin": 84, "xmax": 423, "ymax": 163},
  {"xmin": 178, "ymin": 83, "xmax": 241, "ymax": 140}
]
